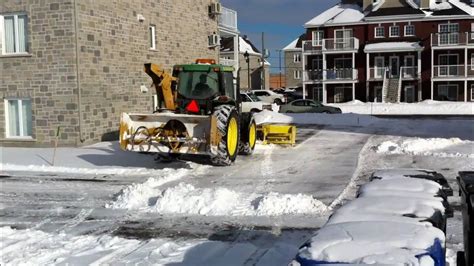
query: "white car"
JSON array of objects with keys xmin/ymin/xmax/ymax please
[
  {"xmin": 252, "ymin": 90, "xmax": 286, "ymax": 105},
  {"xmin": 240, "ymin": 92, "xmax": 272, "ymax": 113}
]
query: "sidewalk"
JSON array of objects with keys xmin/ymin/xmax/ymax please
[{"xmin": 0, "ymin": 142, "xmax": 177, "ymax": 176}]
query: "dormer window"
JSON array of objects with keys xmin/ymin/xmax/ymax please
[{"xmin": 390, "ymin": 26, "xmax": 400, "ymax": 37}]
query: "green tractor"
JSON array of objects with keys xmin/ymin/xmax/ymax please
[{"xmin": 119, "ymin": 59, "xmax": 257, "ymax": 166}]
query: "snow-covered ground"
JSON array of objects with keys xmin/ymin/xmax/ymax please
[
  {"xmin": 328, "ymin": 100, "xmax": 474, "ymax": 115},
  {"xmin": 1, "ymin": 112, "xmax": 473, "ymax": 265}
]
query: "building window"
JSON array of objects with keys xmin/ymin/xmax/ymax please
[
  {"xmin": 471, "ymin": 84, "xmax": 474, "ymax": 101},
  {"xmin": 5, "ymin": 98, "xmax": 32, "ymax": 138},
  {"xmin": 375, "ymin": 27, "xmax": 384, "ymax": 38},
  {"xmin": 294, "ymin": 70, "xmax": 301, "ymax": 79},
  {"xmin": 312, "ymin": 30, "xmax": 324, "ymax": 46},
  {"xmin": 1, "ymin": 14, "xmax": 28, "ymax": 55},
  {"xmin": 439, "ymin": 23, "xmax": 459, "ymax": 45},
  {"xmin": 149, "ymin": 25, "xmax": 156, "ymax": 50},
  {"xmin": 293, "ymin": 53, "xmax": 301, "ymax": 63},
  {"xmin": 389, "ymin": 26, "xmax": 400, "ymax": 37},
  {"xmin": 471, "ymin": 54, "xmax": 474, "ymax": 70},
  {"xmin": 404, "ymin": 25, "xmax": 415, "ymax": 36},
  {"xmin": 438, "ymin": 84, "xmax": 458, "ymax": 101}
]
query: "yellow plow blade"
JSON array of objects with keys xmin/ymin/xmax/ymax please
[{"xmin": 257, "ymin": 124, "xmax": 296, "ymax": 146}]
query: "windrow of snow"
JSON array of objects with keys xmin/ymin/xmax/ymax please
[
  {"xmin": 106, "ymin": 165, "xmax": 210, "ymax": 209},
  {"xmin": 110, "ymin": 182, "xmax": 329, "ymax": 217},
  {"xmin": 376, "ymin": 137, "xmax": 474, "ymax": 158},
  {"xmin": 253, "ymin": 110, "xmax": 379, "ymax": 127},
  {"xmin": 329, "ymin": 100, "xmax": 474, "ymax": 115},
  {"xmin": 0, "ymin": 226, "xmax": 204, "ymax": 265}
]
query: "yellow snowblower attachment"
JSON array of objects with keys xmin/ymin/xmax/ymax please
[{"xmin": 257, "ymin": 124, "xmax": 296, "ymax": 146}]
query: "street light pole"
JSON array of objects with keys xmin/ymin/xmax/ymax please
[{"xmin": 277, "ymin": 49, "xmax": 282, "ymax": 88}]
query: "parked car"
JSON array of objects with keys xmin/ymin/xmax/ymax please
[
  {"xmin": 240, "ymin": 92, "xmax": 272, "ymax": 113},
  {"xmin": 252, "ymin": 90, "xmax": 286, "ymax": 105},
  {"xmin": 279, "ymin": 99, "xmax": 342, "ymax": 114},
  {"xmin": 282, "ymin": 91, "xmax": 303, "ymax": 103}
]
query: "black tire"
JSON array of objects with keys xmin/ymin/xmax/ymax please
[
  {"xmin": 322, "ymin": 111, "xmax": 331, "ymax": 114},
  {"xmin": 274, "ymin": 98, "xmax": 283, "ymax": 105},
  {"xmin": 239, "ymin": 115, "xmax": 257, "ymax": 155},
  {"xmin": 210, "ymin": 105, "xmax": 239, "ymax": 166}
]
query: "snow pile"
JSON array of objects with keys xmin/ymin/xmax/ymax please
[
  {"xmin": 430, "ymin": 0, "xmax": 452, "ymax": 10},
  {"xmin": 111, "ymin": 182, "xmax": 329, "ymax": 216},
  {"xmin": 0, "ymin": 226, "xmax": 204, "ymax": 265},
  {"xmin": 253, "ymin": 110, "xmax": 379, "ymax": 127},
  {"xmin": 107, "ymin": 164, "xmax": 209, "ymax": 209},
  {"xmin": 296, "ymin": 221, "xmax": 445, "ymax": 265},
  {"xmin": 376, "ymin": 137, "xmax": 474, "ymax": 158},
  {"xmin": 329, "ymin": 100, "xmax": 474, "ymax": 115}
]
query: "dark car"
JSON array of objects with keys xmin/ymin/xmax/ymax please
[{"xmin": 279, "ymin": 99, "xmax": 342, "ymax": 114}]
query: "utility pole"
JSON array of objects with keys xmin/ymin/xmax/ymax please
[
  {"xmin": 277, "ymin": 49, "xmax": 282, "ymax": 88},
  {"xmin": 261, "ymin": 32, "xmax": 265, "ymax": 90}
]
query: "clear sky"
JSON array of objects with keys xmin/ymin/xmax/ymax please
[{"xmin": 220, "ymin": 0, "xmax": 339, "ymax": 73}]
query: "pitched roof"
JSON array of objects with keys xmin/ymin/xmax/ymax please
[
  {"xmin": 366, "ymin": 6, "xmax": 425, "ymax": 17},
  {"xmin": 220, "ymin": 36, "xmax": 261, "ymax": 56},
  {"xmin": 305, "ymin": 4, "xmax": 364, "ymax": 27},
  {"xmin": 282, "ymin": 34, "xmax": 305, "ymax": 51}
]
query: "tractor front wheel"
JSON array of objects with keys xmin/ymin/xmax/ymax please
[
  {"xmin": 239, "ymin": 115, "xmax": 257, "ymax": 155},
  {"xmin": 210, "ymin": 105, "xmax": 239, "ymax": 166}
]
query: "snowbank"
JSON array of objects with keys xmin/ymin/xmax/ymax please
[
  {"xmin": 297, "ymin": 221, "xmax": 445, "ymax": 265},
  {"xmin": 376, "ymin": 137, "xmax": 474, "ymax": 158},
  {"xmin": 253, "ymin": 110, "xmax": 379, "ymax": 127},
  {"xmin": 109, "ymin": 182, "xmax": 329, "ymax": 216},
  {"xmin": 329, "ymin": 100, "xmax": 474, "ymax": 115}
]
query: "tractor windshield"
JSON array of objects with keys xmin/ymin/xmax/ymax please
[{"xmin": 177, "ymin": 71, "xmax": 219, "ymax": 99}]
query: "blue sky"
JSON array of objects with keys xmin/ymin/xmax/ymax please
[{"xmin": 220, "ymin": 0, "xmax": 339, "ymax": 73}]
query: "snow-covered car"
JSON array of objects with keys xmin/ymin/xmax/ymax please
[
  {"xmin": 279, "ymin": 99, "xmax": 342, "ymax": 114},
  {"xmin": 240, "ymin": 92, "xmax": 272, "ymax": 113},
  {"xmin": 252, "ymin": 90, "xmax": 286, "ymax": 105}
]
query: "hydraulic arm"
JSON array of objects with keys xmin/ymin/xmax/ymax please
[{"xmin": 144, "ymin": 63, "xmax": 177, "ymax": 110}]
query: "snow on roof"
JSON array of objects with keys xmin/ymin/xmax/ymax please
[
  {"xmin": 364, "ymin": 42, "xmax": 423, "ymax": 52},
  {"xmin": 239, "ymin": 36, "xmax": 261, "ymax": 56},
  {"xmin": 283, "ymin": 38, "xmax": 299, "ymax": 51},
  {"xmin": 304, "ymin": 4, "xmax": 364, "ymax": 27},
  {"xmin": 431, "ymin": 0, "xmax": 453, "ymax": 10},
  {"xmin": 449, "ymin": 0, "xmax": 473, "ymax": 15},
  {"xmin": 297, "ymin": 221, "xmax": 445, "ymax": 264}
]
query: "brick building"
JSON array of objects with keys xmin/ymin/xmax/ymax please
[
  {"xmin": 0, "ymin": 0, "xmax": 234, "ymax": 146},
  {"xmin": 301, "ymin": 0, "xmax": 473, "ymax": 103}
]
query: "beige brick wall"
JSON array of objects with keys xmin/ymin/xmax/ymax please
[
  {"xmin": 0, "ymin": 0, "xmax": 219, "ymax": 146},
  {"xmin": 0, "ymin": 0, "xmax": 79, "ymax": 146}
]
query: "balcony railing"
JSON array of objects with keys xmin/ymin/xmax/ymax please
[
  {"xmin": 433, "ymin": 65, "xmax": 466, "ymax": 78},
  {"xmin": 218, "ymin": 6, "xmax": 237, "ymax": 31},
  {"xmin": 219, "ymin": 58, "xmax": 237, "ymax": 67},
  {"xmin": 303, "ymin": 40, "xmax": 322, "ymax": 53},
  {"xmin": 323, "ymin": 38, "xmax": 359, "ymax": 51},
  {"xmin": 400, "ymin": 67, "xmax": 418, "ymax": 79},
  {"xmin": 324, "ymin": 68, "xmax": 358, "ymax": 81},
  {"xmin": 303, "ymin": 70, "xmax": 323, "ymax": 81},
  {"xmin": 431, "ymin": 32, "xmax": 474, "ymax": 47}
]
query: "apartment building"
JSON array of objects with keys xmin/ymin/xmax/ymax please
[
  {"xmin": 1, "ymin": 0, "xmax": 236, "ymax": 146},
  {"xmin": 283, "ymin": 34, "xmax": 305, "ymax": 88},
  {"xmin": 301, "ymin": 0, "xmax": 473, "ymax": 104}
]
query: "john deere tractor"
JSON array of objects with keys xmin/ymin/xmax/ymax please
[{"xmin": 119, "ymin": 59, "xmax": 257, "ymax": 166}]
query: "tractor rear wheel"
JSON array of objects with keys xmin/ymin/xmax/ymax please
[
  {"xmin": 210, "ymin": 105, "xmax": 239, "ymax": 166},
  {"xmin": 239, "ymin": 115, "xmax": 257, "ymax": 155}
]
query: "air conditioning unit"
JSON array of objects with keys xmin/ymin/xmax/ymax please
[
  {"xmin": 208, "ymin": 34, "xmax": 220, "ymax": 47},
  {"xmin": 209, "ymin": 3, "xmax": 222, "ymax": 16}
]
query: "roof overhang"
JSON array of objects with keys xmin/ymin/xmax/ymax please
[{"xmin": 364, "ymin": 42, "xmax": 425, "ymax": 53}]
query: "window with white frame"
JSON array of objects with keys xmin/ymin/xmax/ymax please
[
  {"xmin": 312, "ymin": 30, "xmax": 324, "ymax": 46},
  {"xmin": 439, "ymin": 23, "xmax": 459, "ymax": 45},
  {"xmin": 471, "ymin": 84, "xmax": 474, "ymax": 101},
  {"xmin": 5, "ymin": 98, "xmax": 32, "ymax": 138},
  {"xmin": 389, "ymin": 25, "xmax": 400, "ymax": 37},
  {"xmin": 149, "ymin": 25, "xmax": 156, "ymax": 49},
  {"xmin": 294, "ymin": 70, "xmax": 301, "ymax": 79},
  {"xmin": 471, "ymin": 54, "xmax": 474, "ymax": 70},
  {"xmin": 1, "ymin": 14, "xmax": 28, "ymax": 55},
  {"xmin": 404, "ymin": 25, "xmax": 415, "ymax": 36},
  {"xmin": 375, "ymin": 27, "xmax": 385, "ymax": 38},
  {"xmin": 293, "ymin": 53, "xmax": 301, "ymax": 63}
]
